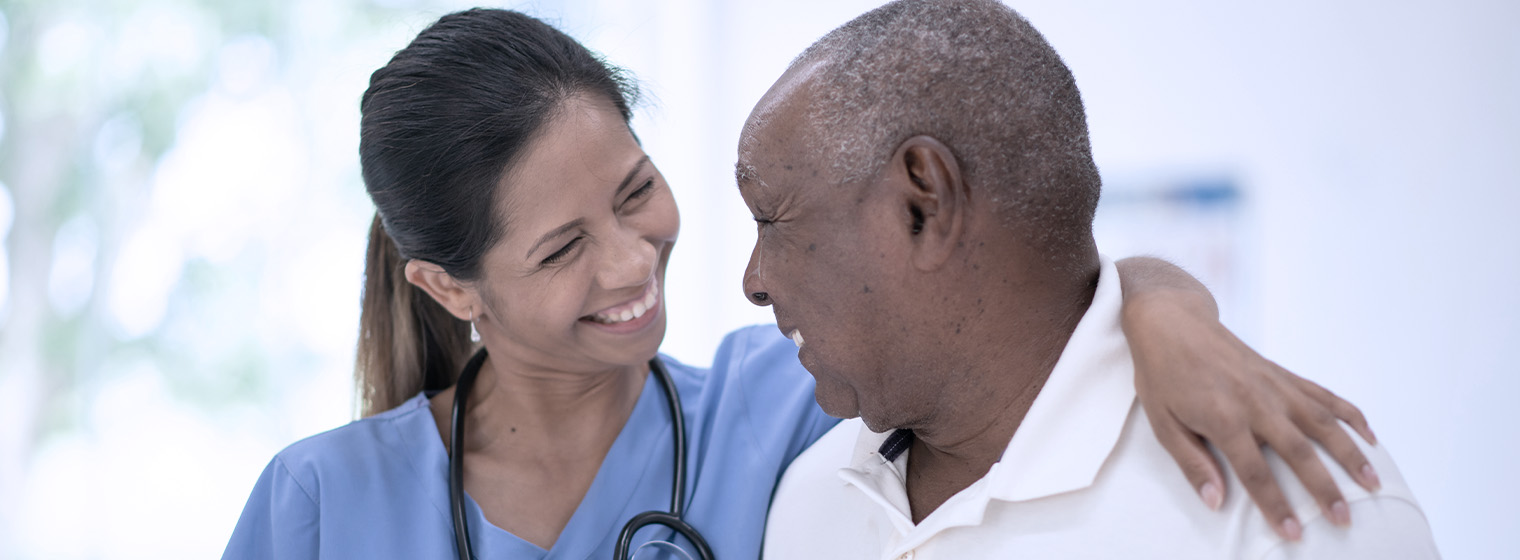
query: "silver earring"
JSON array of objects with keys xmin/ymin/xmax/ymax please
[{"xmin": 469, "ymin": 310, "xmax": 481, "ymax": 343}]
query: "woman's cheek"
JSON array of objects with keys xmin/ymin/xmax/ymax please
[{"xmin": 655, "ymin": 191, "xmax": 680, "ymax": 242}]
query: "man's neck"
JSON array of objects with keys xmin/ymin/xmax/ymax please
[{"xmin": 902, "ymin": 262, "xmax": 1098, "ymax": 524}]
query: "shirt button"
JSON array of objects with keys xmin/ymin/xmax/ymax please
[{"xmin": 897, "ymin": 552, "xmax": 914, "ymax": 560}]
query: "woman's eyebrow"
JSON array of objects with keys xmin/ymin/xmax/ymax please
[
  {"xmin": 526, "ymin": 218, "xmax": 585, "ymax": 259},
  {"xmin": 614, "ymin": 156, "xmax": 651, "ymax": 196}
]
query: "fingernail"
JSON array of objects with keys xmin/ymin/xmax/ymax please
[
  {"xmin": 1280, "ymin": 517, "xmax": 1303, "ymax": 541},
  {"xmin": 1361, "ymin": 463, "xmax": 1382, "ymax": 490},
  {"xmin": 1199, "ymin": 482, "xmax": 1223, "ymax": 510},
  {"xmin": 1329, "ymin": 500, "xmax": 1351, "ymax": 526}
]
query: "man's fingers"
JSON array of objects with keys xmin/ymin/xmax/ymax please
[
  {"xmin": 1289, "ymin": 373, "xmax": 1377, "ymax": 445},
  {"xmin": 1260, "ymin": 420, "xmax": 1352, "ymax": 528},
  {"xmin": 1217, "ymin": 435, "xmax": 1303, "ymax": 541},
  {"xmin": 1148, "ymin": 411, "xmax": 1226, "ymax": 509},
  {"xmin": 1293, "ymin": 400, "xmax": 1381, "ymax": 493}
]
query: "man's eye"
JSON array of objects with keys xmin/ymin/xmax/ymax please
[{"xmin": 542, "ymin": 236, "xmax": 582, "ymax": 265}]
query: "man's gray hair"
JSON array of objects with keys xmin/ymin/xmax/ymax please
[{"xmin": 795, "ymin": 0, "xmax": 1101, "ymax": 251}]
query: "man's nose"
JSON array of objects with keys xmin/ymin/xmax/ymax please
[{"xmin": 742, "ymin": 243, "xmax": 771, "ymax": 307}]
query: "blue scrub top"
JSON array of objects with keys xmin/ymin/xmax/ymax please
[{"xmin": 223, "ymin": 325, "xmax": 838, "ymax": 559}]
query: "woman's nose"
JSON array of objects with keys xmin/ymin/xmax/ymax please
[
  {"xmin": 604, "ymin": 231, "xmax": 658, "ymax": 290},
  {"xmin": 743, "ymin": 243, "xmax": 770, "ymax": 307}
]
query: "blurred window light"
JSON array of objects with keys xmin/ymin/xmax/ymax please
[
  {"xmin": 107, "ymin": 225, "xmax": 183, "ymax": 339},
  {"xmin": 37, "ymin": 19, "xmax": 98, "ymax": 77},
  {"xmin": 18, "ymin": 433, "xmax": 98, "ymax": 557},
  {"xmin": 0, "ymin": 181, "xmax": 10, "ymax": 320},
  {"xmin": 149, "ymin": 87, "xmax": 305, "ymax": 264},
  {"xmin": 93, "ymin": 113, "xmax": 143, "ymax": 173},
  {"xmin": 216, "ymin": 35, "xmax": 278, "ymax": 98},
  {"xmin": 0, "ymin": 245, "xmax": 7, "ymax": 324},
  {"xmin": 114, "ymin": 4, "xmax": 213, "ymax": 83},
  {"xmin": 48, "ymin": 215, "xmax": 99, "ymax": 317},
  {"xmin": 0, "ymin": 9, "xmax": 9, "ymax": 57},
  {"xmin": 266, "ymin": 231, "xmax": 365, "ymax": 354},
  {"xmin": 0, "ymin": 180, "xmax": 12, "ymax": 238}
]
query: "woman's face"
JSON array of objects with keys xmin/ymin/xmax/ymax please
[{"xmin": 471, "ymin": 94, "xmax": 679, "ymax": 373}]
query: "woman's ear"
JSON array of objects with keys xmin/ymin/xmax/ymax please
[
  {"xmin": 892, "ymin": 135, "xmax": 968, "ymax": 271},
  {"xmin": 403, "ymin": 260, "xmax": 478, "ymax": 321}
]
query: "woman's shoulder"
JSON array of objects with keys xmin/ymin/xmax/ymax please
[
  {"xmin": 657, "ymin": 324, "xmax": 800, "ymax": 392},
  {"xmin": 273, "ymin": 392, "xmax": 437, "ymax": 478},
  {"xmin": 227, "ymin": 393, "xmax": 448, "ymax": 558},
  {"xmin": 709, "ymin": 324, "xmax": 797, "ymax": 373},
  {"xmin": 662, "ymin": 324, "xmax": 837, "ymax": 457}
]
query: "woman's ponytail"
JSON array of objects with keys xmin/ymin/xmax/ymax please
[{"xmin": 355, "ymin": 215, "xmax": 473, "ymax": 417}]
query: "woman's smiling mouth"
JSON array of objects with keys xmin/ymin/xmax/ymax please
[{"xmin": 583, "ymin": 277, "xmax": 661, "ymax": 327}]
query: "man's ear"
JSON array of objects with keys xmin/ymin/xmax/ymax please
[
  {"xmin": 404, "ymin": 260, "xmax": 478, "ymax": 321},
  {"xmin": 890, "ymin": 135, "xmax": 967, "ymax": 271}
]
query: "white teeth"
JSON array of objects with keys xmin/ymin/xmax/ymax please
[
  {"xmin": 591, "ymin": 281, "xmax": 660, "ymax": 324},
  {"xmin": 789, "ymin": 329, "xmax": 804, "ymax": 348}
]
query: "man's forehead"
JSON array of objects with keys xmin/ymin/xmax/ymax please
[
  {"xmin": 740, "ymin": 59, "xmax": 830, "ymax": 149},
  {"xmin": 737, "ymin": 64, "xmax": 833, "ymax": 191}
]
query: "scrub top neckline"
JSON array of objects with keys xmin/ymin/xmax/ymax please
[{"xmin": 404, "ymin": 367, "xmax": 671, "ymax": 559}]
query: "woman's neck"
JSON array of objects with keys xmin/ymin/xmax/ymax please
[
  {"xmin": 425, "ymin": 351, "xmax": 652, "ymax": 549},
  {"xmin": 467, "ymin": 354, "xmax": 648, "ymax": 450}
]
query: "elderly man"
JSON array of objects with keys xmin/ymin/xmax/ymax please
[{"xmin": 739, "ymin": 0, "xmax": 1437, "ymax": 558}]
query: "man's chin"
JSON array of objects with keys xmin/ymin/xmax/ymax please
[{"xmin": 812, "ymin": 388, "xmax": 860, "ymax": 421}]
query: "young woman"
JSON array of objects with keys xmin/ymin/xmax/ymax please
[{"xmin": 224, "ymin": 9, "xmax": 1379, "ymax": 559}]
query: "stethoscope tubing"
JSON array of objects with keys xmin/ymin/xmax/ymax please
[
  {"xmin": 449, "ymin": 348, "xmax": 489, "ymax": 560},
  {"xmin": 448, "ymin": 349, "xmax": 714, "ymax": 560},
  {"xmin": 613, "ymin": 357, "xmax": 715, "ymax": 559}
]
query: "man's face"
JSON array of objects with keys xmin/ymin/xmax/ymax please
[{"xmin": 735, "ymin": 71, "xmax": 930, "ymax": 428}]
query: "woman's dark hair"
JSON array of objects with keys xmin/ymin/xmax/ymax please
[{"xmin": 355, "ymin": 8, "xmax": 637, "ymax": 416}]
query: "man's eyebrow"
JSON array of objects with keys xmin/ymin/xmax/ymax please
[
  {"xmin": 526, "ymin": 218, "xmax": 585, "ymax": 259},
  {"xmin": 615, "ymin": 156, "xmax": 651, "ymax": 196}
]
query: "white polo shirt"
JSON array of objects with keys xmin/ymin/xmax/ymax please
[{"xmin": 763, "ymin": 258, "xmax": 1438, "ymax": 559}]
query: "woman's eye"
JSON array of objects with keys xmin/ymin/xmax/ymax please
[
  {"xmin": 542, "ymin": 236, "xmax": 582, "ymax": 265},
  {"xmin": 625, "ymin": 180, "xmax": 655, "ymax": 204}
]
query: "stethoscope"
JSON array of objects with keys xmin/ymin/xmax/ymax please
[{"xmin": 448, "ymin": 348, "xmax": 716, "ymax": 560}]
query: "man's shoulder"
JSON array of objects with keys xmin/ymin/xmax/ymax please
[
  {"xmin": 1107, "ymin": 406, "xmax": 1438, "ymax": 558},
  {"xmin": 1214, "ymin": 416, "xmax": 1436, "ymax": 558}
]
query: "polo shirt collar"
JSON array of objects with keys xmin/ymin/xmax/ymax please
[
  {"xmin": 986, "ymin": 256, "xmax": 1134, "ymax": 502},
  {"xmin": 840, "ymin": 256, "xmax": 1134, "ymax": 507}
]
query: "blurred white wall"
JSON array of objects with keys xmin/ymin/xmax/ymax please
[{"xmin": 0, "ymin": 0, "xmax": 1514, "ymax": 558}]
